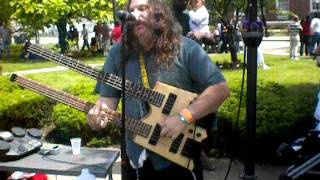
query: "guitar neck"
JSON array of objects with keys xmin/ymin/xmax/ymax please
[
  {"xmin": 27, "ymin": 45, "xmax": 164, "ymax": 108},
  {"xmin": 10, "ymin": 74, "xmax": 151, "ymax": 137}
]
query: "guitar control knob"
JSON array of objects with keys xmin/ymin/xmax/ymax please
[
  {"xmin": 196, "ymin": 133, "xmax": 201, "ymax": 137},
  {"xmin": 188, "ymin": 129, "xmax": 193, "ymax": 134}
]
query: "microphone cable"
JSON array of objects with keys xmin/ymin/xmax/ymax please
[{"xmin": 224, "ymin": 45, "xmax": 247, "ymax": 180}]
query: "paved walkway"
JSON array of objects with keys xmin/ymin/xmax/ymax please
[
  {"xmin": 45, "ymin": 152, "xmax": 287, "ymax": 180},
  {"xmin": 45, "ymin": 156, "xmax": 288, "ymax": 180}
]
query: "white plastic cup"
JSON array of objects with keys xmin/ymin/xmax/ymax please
[{"xmin": 70, "ymin": 138, "xmax": 81, "ymax": 155}]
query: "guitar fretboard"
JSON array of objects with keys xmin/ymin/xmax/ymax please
[
  {"xmin": 10, "ymin": 74, "xmax": 151, "ymax": 137},
  {"xmin": 27, "ymin": 44, "xmax": 165, "ymax": 108}
]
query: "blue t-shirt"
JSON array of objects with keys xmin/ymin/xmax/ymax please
[{"xmin": 98, "ymin": 36, "xmax": 225, "ymax": 170}]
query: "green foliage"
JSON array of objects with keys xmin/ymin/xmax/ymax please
[
  {"xmin": 10, "ymin": 0, "xmax": 127, "ymax": 31},
  {"xmin": 218, "ymin": 80, "xmax": 317, "ymax": 161},
  {"xmin": 0, "ymin": 0, "xmax": 15, "ymax": 24},
  {"xmin": 87, "ymin": 137, "xmax": 112, "ymax": 148},
  {"xmin": 0, "ymin": 76, "xmax": 54, "ymax": 130},
  {"xmin": 47, "ymin": 82, "xmax": 120, "ymax": 146}
]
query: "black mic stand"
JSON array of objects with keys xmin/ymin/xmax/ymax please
[
  {"xmin": 119, "ymin": 11, "xmax": 130, "ymax": 180},
  {"xmin": 240, "ymin": 0, "xmax": 263, "ymax": 179}
]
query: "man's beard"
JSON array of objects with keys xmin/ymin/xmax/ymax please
[{"xmin": 134, "ymin": 23, "xmax": 156, "ymax": 51}]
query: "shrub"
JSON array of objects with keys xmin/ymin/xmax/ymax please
[
  {"xmin": 218, "ymin": 80, "xmax": 317, "ymax": 161},
  {"xmin": 48, "ymin": 82, "xmax": 120, "ymax": 147},
  {"xmin": 0, "ymin": 76, "xmax": 55, "ymax": 130}
]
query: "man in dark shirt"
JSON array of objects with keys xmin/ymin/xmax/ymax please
[{"xmin": 172, "ymin": 0, "xmax": 190, "ymax": 36}]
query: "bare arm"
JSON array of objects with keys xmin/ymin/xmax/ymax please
[
  {"xmin": 87, "ymin": 96, "xmax": 119, "ymax": 130},
  {"xmin": 187, "ymin": 82, "xmax": 230, "ymax": 121}
]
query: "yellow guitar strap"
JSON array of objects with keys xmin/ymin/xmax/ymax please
[{"xmin": 139, "ymin": 52, "xmax": 150, "ymax": 88}]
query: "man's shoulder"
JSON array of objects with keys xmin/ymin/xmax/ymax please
[{"xmin": 181, "ymin": 36, "xmax": 199, "ymax": 48}]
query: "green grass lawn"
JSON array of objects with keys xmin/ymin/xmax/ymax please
[
  {"xmin": 1, "ymin": 44, "xmax": 319, "ymax": 92},
  {"xmin": 0, "ymin": 45, "xmax": 105, "ymax": 73},
  {"xmin": 210, "ymin": 54, "xmax": 319, "ymax": 86},
  {"xmin": 6, "ymin": 53, "xmax": 317, "ymax": 94}
]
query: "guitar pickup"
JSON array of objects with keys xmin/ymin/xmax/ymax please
[
  {"xmin": 181, "ymin": 138, "xmax": 201, "ymax": 158},
  {"xmin": 162, "ymin": 93, "xmax": 177, "ymax": 115},
  {"xmin": 148, "ymin": 124, "xmax": 161, "ymax": 145},
  {"xmin": 169, "ymin": 134, "xmax": 184, "ymax": 153}
]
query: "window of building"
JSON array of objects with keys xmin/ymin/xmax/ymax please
[
  {"xmin": 277, "ymin": 0, "xmax": 290, "ymax": 11},
  {"xmin": 311, "ymin": 0, "xmax": 320, "ymax": 11},
  {"xmin": 276, "ymin": 0, "xmax": 290, "ymax": 20}
]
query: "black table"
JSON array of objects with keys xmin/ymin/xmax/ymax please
[{"xmin": 0, "ymin": 145, "xmax": 119, "ymax": 179}]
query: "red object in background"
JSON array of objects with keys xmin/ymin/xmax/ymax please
[
  {"xmin": 111, "ymin": 25, "xmax": 122, "ymax": 44},
  {"xmin": 31, "ymin": 173, "xmax": 47, "ymax": 180}
]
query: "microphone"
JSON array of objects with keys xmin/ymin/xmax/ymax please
[{"xmin": 116, "ymin": 11, "xmax": 136, "ymax": 22}]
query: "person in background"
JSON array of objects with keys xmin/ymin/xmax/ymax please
[
  {"xmin": 172, "ymin": 0, "xmax": 190, "ymax": 36},
  {"xmin": 101, "ymin": 23, "xmax": 111, "ymax": 56},
  {"xmin": 0, "ymin": 22, "xmax": 12, "ymax": 61},
  {"xmin": 288, "ymin": 15, "xmax": 302, "ymax": 60},
  {"xmin": 87, "ymin": 0, "xmax": 230, "ymax": 179},
  {"xmin": 72, "ymin": 26, "xmax": 80, "ymax": 50},
  {"xmin": 186, "ymin": 0, "xmax": 210, "ymax": 43},
  {"xmin": 310, "ymin": 13, "xmax": 320, "ymax": 57},
  {"xmin": 300, "ymin": 16, "xmax": 312, "ymax": 56},
  {"xmin": 81, "ymin": 24, "xmax": 90, "ymax": 51},
  {"xmin": 93, "ymin": 22, "xmax": 103, "ymax": 50},
  {"xmin": 111, "ymin": 21, "xmax": 122, "ymax": 44},
  {"xmin": 312, "ymin": 47, "xmax": 320, "ymax": 129},
  {"xmin": 257, "ymin": 46, "xmax": 270, "ymax": 70},
  {"xmin": 90, "ymin": 37, "xmax": 98, "ymax": 54}
]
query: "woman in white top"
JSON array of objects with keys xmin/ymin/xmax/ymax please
[
  {"xmin": 187, "ymin": 0, "xmax": 210, "ymax": 41},
  {"xmin": 188, "ymin": 0, "xmax": 209, "ymax": 33}
]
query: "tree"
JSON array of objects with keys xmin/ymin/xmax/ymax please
[
  {"xmin": 206, "ymin": 0, "xmax": 275, "ymax": 65},
  {"xmin": 0, "ymin": 0, "xmax": 15, "ymax": 24},
  {"xmin": 10, "ymin": 0, "xmax": 126, "ymax": 53},
  {"xmin": 205, "ymin": 0, "xmax": 247, "ymax": 65}
]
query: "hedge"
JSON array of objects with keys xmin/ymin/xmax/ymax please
[{"xmin": 1, "ymin": 75, "xmax": 318, "ymax": 160}]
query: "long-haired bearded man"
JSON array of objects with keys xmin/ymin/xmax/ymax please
[{"xmin": 87, "ymin": 0, "xmax": 230, "ymax": 179}]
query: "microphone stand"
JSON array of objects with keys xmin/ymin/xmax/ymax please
[
  {"xmin": 120, "ymin": 13, "xmax": 130, "ymax": 180},
  {"xmin": 240, "ymin": 0, "xmax": 262, "ymax": 179}
]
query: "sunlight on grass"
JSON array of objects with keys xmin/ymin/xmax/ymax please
[
  {"xmin": 2, "ymin": 49, "xmax": 319, "ymax": 93},
  {"xmin": 0, "ymin": 45, "xmax": 106, "ymax": 73},
  {"xmin": 210, "ymin": 54, "xmax": 320, "ymax": 87},
  {"xmin": 25, "ymin": 71, "xmax": 97, "ymax": 91}
]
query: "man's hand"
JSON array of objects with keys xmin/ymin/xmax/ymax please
[
  {"xmin": 159, "ymin": 116, "xmax": 187, "ymax": 140},
  {"xmin": 87, "ymin": 99, "xmax": 109, "ymax": 130}
]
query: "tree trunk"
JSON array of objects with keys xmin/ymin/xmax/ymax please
[
  {"xmin": 35, "ymin": 32, "xmax": 40, "ymax": 44},
  {"xmin": 227, "ymin": 29, "xmax": 239, "ymax": 65},
  {"xmin": 56, "ymin": 18, "xmax": 67, "ymax": 54}
]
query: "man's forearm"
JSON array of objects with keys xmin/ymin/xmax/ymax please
[{"xmin": 186, "ymin": 82, "xmax": 230, "ymax": 122}]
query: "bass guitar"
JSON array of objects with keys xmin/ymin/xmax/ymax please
[{"xmin": 10, "ymin": 74, "xmax": 209, "ymax": 170}]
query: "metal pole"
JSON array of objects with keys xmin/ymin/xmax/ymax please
[
  {"xmin": 119, "ymin": 1, "xmax": 132, "ymax": 179},
  {"xmin": 112, "ymin": 0, "xmax": 116, "ymax": 25},
  {"xmin": 241, "ymin": 0, "xmax": 259, "ymax": 179}
]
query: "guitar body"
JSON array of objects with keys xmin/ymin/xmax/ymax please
[{"xmin": 133, "ymin": 82, "xmax": 207, "ymax": 170}]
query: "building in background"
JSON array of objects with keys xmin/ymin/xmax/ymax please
[{"xmin": 266, "ymin": 0, "xmax": 320, "ymax": 21}]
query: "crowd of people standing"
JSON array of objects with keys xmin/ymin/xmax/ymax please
[
  {"xmin": 64, "ymin": 21, "xmax": 122, "ymax": 56},
  {"xmin": 289, "ymin": 13, "xmax": 320, "ymax": 60}
]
